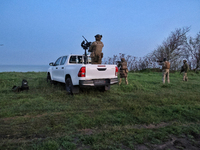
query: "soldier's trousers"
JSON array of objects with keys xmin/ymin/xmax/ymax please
[
  {"xmin": 162, "ymin": 69, "xmax": 170, "ymax": 83},
  {"xmin": 183, "ymin": 72, "xmax": 188, "ymax": 81},
  {"xmin": 119, "ymin": 77, "xmax": 128, "ymax": 85},
  {"xmin": 91, "ymin": 56, "xmax": 102, "ymax": 64}
]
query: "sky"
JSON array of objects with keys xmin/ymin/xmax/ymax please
[{"xmin": 0, "ymin": 0, "xmax": 200, "ymax": 65}]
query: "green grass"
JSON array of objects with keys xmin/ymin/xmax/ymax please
[{"xmin": 0, "ymin": 71, "xmax": 200, "ymax": 149}]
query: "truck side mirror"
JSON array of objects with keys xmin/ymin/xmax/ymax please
[{"xmin": 49, "ymin": 62, "xmax": 54, "ymax": 66}]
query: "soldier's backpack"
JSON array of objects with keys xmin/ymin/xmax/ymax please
[
  {"xmin": 162, "ymin": 61, "xmax": 170, "ymax": 69},
  {"xmin": 165, "ymin": 61, "xmax": 170, "ymax": 69},
  {"xmin": 121, "ymin": 62, "xmax": 127, "ymax": 70}
]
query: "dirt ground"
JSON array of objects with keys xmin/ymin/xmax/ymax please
[
  {"xmin": 2, "ymin": 116, "xmax": 200, "ymax": 150},
  {"xmin": 77, "ymin": 126, "xmax": 200, "ymax": 150},
  {"xmin": 133, "ymin": 132, "xmax": 200, "ymax": 150}
]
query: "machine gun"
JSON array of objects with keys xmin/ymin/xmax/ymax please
[
  {"xmin": 116, "ymin": 61, "xmax": 121, "ymax": 67},
  {"xmin": 180, "ymin": 66, "xmax": 184, "ymax": 74},
  {"xmin": 157, "ymin": 60, "xmax": 163, "ymax": 63},
  {"xmin": 81, "ymin": 36, "xmax": 91, "ymax": 50},
  {"xmin": 81, "ymin": 36, "xmax": 91, "ymax": 64},
  {"xmin": 116, "ymin": 61, "xmax": 121, "ymax": 64}
]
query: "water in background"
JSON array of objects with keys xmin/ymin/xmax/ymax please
[{"xmin": 0, "ymin": 65, "xmax": 49, "ymax": 72}]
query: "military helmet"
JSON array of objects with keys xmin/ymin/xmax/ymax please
[
  {"xmin": 95, "ymin": 34, "xmax": 102, "ymax": 41},
  {"xmin": 121, "ymin": 58, "xmax": 125, "ymax": 62},
  {"xmin": 183, "ymin": 59, "xmax": 187, "ymax": 63},
  {"xmin": 95, "ymin": 34, "xmax": 102, "ymax": 38}
]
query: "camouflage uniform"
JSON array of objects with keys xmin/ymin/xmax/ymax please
[
  {"xmin": 182, "ymin": 60, "xmax": 189, "ymax": 81},
  {"xmin": 159, "ymin": 60, "xmax": 170, "ymax": 84},
  {"xmin": 118, "ymin": 58, "xmax": 128, "ymax": 85},
  {"xmin": 89, "ymin": 34, "xmax": 104, "ymax": 64}
]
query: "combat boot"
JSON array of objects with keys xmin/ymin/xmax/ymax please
[{"xmin": 125, "ymin": 78, "xmax": 128, "ymax": 85}]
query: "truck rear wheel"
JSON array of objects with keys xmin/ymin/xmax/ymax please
[
  {"xmin": 65, "ymin": 77, "xmax": 73, "ymax": 95},
  {"xmin": 65, "ymin": 77, "xmax": 80, "ymax": 95}
]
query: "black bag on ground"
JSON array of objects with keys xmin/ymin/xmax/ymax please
[
  {"xmin": 12, "ymin": 79, "xmax": 29, "ymax": 92},
  {"xmin": 21, "ymin": 79, "xmax": 29, "ymax": 90}
]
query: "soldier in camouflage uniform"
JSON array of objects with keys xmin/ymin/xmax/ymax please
[
  {"xmin": 88, "ymin": 34, "xmax": 104, "ymax": 64},
  {"xmin": 182, "ymin": 60, "xmax": 189, "ymax": 81},
  {"xmin": 118, "ymin": 58, "xmax": 128, "ymax": 85},
  {"xmin": 159, "ymin": 58, "xmax": 170, "ymax": 84}
]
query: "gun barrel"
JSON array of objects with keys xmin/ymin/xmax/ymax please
[{"xmin": 82, "ymin": 36, "xmax": 88, "ymax": 43}]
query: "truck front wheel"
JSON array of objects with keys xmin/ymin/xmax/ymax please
[{"xmin": 47, "ymin": 73, "xmax": 56, "ymax": 85}]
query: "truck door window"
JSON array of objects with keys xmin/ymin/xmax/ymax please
[
  {"xmin": 69, "ymin": 56, "xmax": 77, "ymax": 63},
  {"xmin": 54, "ymin": 57, "xmax": 62, "ymax": 66},
  {"xmin": 60, "ymin": 56, "xmax": 68, "ymax": 65},
  {"xmin": 77, "ymin": 56, "xmax": 83, "ymax": 64},
  {"xmin": 69, "ymin": 56, "xmax": 89, "ymax": 64}
]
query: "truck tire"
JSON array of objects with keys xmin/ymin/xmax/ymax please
[
  {"xmin": 65, "ymin": 77, "xmax": 80, "ymax": 95},
  {"xmin": 65, "ymin": 77, "xmax": 73, "ymax": 95},
  {"xmin": 99, "ymin": 85, "xmax": 110, "ymax": 92},
  {"xmin": 47, "ymin": 73, "xmax": 51, "ymax": 82}
]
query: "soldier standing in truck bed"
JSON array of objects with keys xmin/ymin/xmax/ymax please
[
  {"xmin": 88, "ymin": 34, "xmax": 104, "ymax": 64},
  {"xmin": 118, "ymin": 58, "xmax": 128, "ymax": 85},
  {"xmin": 159, "ymin": 58, "xmax": 170, "ymax": 84}
]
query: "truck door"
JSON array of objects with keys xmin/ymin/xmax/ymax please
[
  {"xmin": 52, "ymin": 57, "xmax": 62, "ymax": 81},
  {"xmin": 56, "ymin": 56, "xmax": 68, "ymax": 82}
]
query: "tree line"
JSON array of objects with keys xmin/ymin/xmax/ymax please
[{"xmin": 103, "ymin": 27, "xmax": 200, "ymax": 72}]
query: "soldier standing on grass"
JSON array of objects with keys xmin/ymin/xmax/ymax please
[
  {"xmin": 88, "ymin": 34, "xmax": 104, "ymax": 64},
  {"xmin": 182, "ymin": 60, "xmax": 189, "ymax": 81},
  {"xmin": 159, "ymin": 58, "xmax": 170, "ymax": 84},
  {"xmin": 117, "ymin": 58, "xmax": 128, "ymax": 85}
]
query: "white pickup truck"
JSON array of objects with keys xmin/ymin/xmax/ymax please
[{"xmin": 47, "ymin": 54, "xmax": 119, "ymax": 94}]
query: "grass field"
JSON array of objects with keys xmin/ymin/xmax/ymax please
[{"xmin": 0, "ymin": 71, "xmax": 200, "ymax": 150}]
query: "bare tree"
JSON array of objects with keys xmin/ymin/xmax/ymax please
[
  {"xmin": 149, "ymin": 45, "xmax": 165, "ymax": 61},
  {"xmin": 164, "ymin": 27, "xmax": 190, "ymax": 61},
  {"xmin": 103, "ymin": 54, "xmax": 119, "ymax": 64},
  {"xmin": 103, "ymin": 53, "xmax": 156, "ymax": 71},
  {"xmin": 103, "ymin": 27, "xmax": 193, "ymax": 71},
  {"xmin": 150, "ymin": 27, "xmax": 190, "ymax": 70},
  {"xmin": 185, "ymin": 32, "xmax": 200, "ymax": 71}
]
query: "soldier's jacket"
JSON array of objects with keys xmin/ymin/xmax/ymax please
[
  {"xmin": 89, "ymin": 41, "xmax": 104, "ymax": 57},
  {"xmin": 182, "ymin": 62, "xmax": 189, "ymax": 73},
  {"xmin": 118, "ymin": 58, "xmax": 128, "ymax": 78}
]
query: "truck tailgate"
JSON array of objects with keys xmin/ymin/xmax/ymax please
[{"xmin": 85, "ymin": 64, "xmax": 116, "ymax": 79}]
